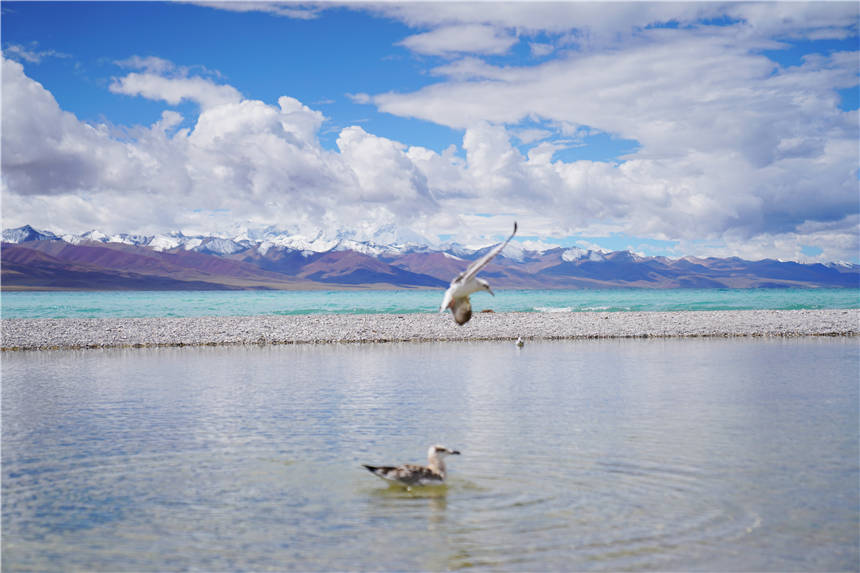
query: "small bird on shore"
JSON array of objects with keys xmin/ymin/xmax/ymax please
[
  {"xmin": 440, "ymin": 222, "xmax": 518, "ymax": 325},
  {"xmin": 363, "ymin": 445, "xmax": 460, "ymax": 487},
  {"xmin": 515, "ymin": 336, "xmax": 524, "ymax": 348}
]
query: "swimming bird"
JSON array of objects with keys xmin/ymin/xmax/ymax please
[
  {"xmin": 515, "ymin": 336, "xmax": 524, "ymax": 348},
  {"xmin": 440, "ymin": 222, "xmax": 518, "ymax": 325},
  {"xmin": 363, "ymin": 445, "xmax": 460, "ymax": 486}
]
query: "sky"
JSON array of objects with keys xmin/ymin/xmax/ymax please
[{"xmin": 2, "ymin": 1, "xmax": 859, "ymax": 262}]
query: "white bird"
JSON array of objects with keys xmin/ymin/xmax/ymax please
[
  {"xmin": 363, "ymin": 445, "xmax": 460, "ymax": 486},
  {"xmin": 515, "ymin": 336, "xmax": 524, "ymax": 348},
  {"xmin": 440, "ymin": 222, "xmax": 518, "ymax": 325}
]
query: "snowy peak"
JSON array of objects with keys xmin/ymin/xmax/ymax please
[
  {"xmin": 194, "ymin": 237, "xmax": 247, "ymax": 255},
  {"xmin": 2, "ymin": 225, "xmax": 59, "ymax": 244},
  {"xmin": 257, "ymin": 232, "xmax": 340, "ymax": 256},
  {"xmin": 562, "ymin": 247, "xmax": 606, "ymax": 263},
  {"xmin": 251, "ymin": 228, "xmax": 422, "ymax": 258},
  {"xmin": 148, "ymin": 233, "xmax": 185, "ymax": 252}
]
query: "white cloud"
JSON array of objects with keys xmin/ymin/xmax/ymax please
[
  {"xmin": 336, "ymin": 126, "xmax": 434, "ymax": 209},
  {"xmin": 110, "ymin": 72, "xmax": 242, "ymax": 109},
  {"xmin": 192, "ymin": 2, "xmax": 322, "ymax": 19},
  {"xmin": 373, "ymin": 2, "xmax": 698, "ymax": 40},
  {"xmin": 512, "ymin": 127, "xmax": 552, "ymax": 145},
  {"xmin": 2, "ymin": 2, "xmax": 859, "ymax": 263},
  {"xmin": 428, "ymin": 56, "xmax": 504, "ymax": 80},
  {"xmin": 364, "ymin": 20, "xmax": 859, "ymax": 259},
  {"xmin": 529, "ymin": 42, "xmax": 554, "ymax": 57},
  {"xmin": 109, "ymin": 55, "xmax": 240, "ymax": 109},
  {"xmin": 678, "ymin": 215, "xmax": 860, "ymax": 264},
  {"xmin": 155, "ymin": 110, "xmax": 184, "ymax": 132},
  {"xmin": 3, "ymin": 43, "xmax": 69, "ymax": 64},
  {"xmin": 399, "ymin": 24, "xmax": 518, "ymax": 56},
  {"xmin": 115, "ymin": 55, "xmax": 176, "ymax": 74},
  {"xmin": 1, "ymin": 57, "xmax": 141, "ymax": 196},
  {"xmin": 728, "ymin": 2, "xmax": 859, "ymax": 41},
  {"xmin": 347, "ymin": 92, "xmax": 371, "ymax": 104},
  {"xmin": 520, "ymin": 238, "xmax": 562, "ymax": 252},
  {"xmin": 1, "ymin": 55, "xmax": 437, "ymax": 241},
  {"xmin": 375, "ymin": 2, "xmax": 858, "ymax": 50}
]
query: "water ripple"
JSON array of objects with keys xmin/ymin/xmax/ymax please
[{"xmin": 3, "ymin": 339, "xmax": 857, "ymax": 571}]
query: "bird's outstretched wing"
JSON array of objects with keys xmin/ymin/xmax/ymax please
[{"xmin": 454, "ymin": 221, "xmax": 518, "ymax": 284}]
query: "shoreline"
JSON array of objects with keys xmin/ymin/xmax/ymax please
[{"xmin": 2, "ymin": 309, "xmax": 858, "ymax": 351}]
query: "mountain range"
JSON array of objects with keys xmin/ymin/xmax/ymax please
[{"xmin": 2, "ymin": 225, "xmax": 857, "ymax": 291}]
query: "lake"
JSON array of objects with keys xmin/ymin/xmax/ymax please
[
  {"xmin": 2, "ymin": 338, "xmax": 858, "ymax": 571},
  {"xmin": 2, "ymin": 287, "xmax": 859, "ymax": 319}
]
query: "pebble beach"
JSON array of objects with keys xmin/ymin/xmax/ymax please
[{"xmin": 2, "ymin": 309, "xmax": 858, "ymax": 351}]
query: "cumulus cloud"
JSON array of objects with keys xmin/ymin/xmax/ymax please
[
  {"xmin": 336, "ymin": 126, "xmax": 434, "ymax": 208},
  {"xmin": 2, "ymin": 2, "xmax": 859, "ymax": 263},
  {"xmin": 362, "ymin": 8, "xmax": 859, "ymax": 261},
  {"xmin": 2, "ymin": 57, "xmax": 138, "ymax": 196},
  {"xmin": 1, "ymin": 54, "xmax": 441, "ymax": 240}
]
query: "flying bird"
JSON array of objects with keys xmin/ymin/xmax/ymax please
[
  {"xmin": 362, "ymin": 445, "xmax": 460, "ymax": 487},
  {"xmin": 440, "ymin": 222, "xmax": 518, "ymax": 325}
]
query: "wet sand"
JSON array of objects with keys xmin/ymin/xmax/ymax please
[{"xmin": 2, "ymin": 309, "xmax": 858, "ymax": 351}]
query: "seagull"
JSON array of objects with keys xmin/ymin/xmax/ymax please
[
  {"xmin": 363, "ymin": 445, "xmax": 460, "ymax": 487},
  {"xmin": 440, "ymin": 222, "xmax": 518, "ymax": 325},
  {"xmin": 515, "ymin": 336, "xmax": 524, "ymax": 348}
]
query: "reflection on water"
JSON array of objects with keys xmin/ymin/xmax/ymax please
[{"xmin": 2, "ymin": 338, "xmax": 858, "ymax": 571}]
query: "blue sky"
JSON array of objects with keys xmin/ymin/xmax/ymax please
[
  {"xmin": 4, "ymin": 3, "xmax": 465, "ymax": 150},
  {"xmin": 2, "ymin": 1, "xmax": 859, "ymax": 262}
]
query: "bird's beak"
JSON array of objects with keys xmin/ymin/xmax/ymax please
[
  {"xmin": 487, "ymin": 287, "xmax": 495, "ymax": 296},
  {"xmin": 450, "ymin": 450, "xmax": 461, "ymax": 455}
]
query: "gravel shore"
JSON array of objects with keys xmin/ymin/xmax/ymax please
[{"xmin": 2, "ymin": 309, "xmax": 858, "ymax": 351}]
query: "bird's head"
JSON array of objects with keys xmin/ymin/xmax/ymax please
[
  {"xmin": 477, "ymin": 278, "xmax": 494, "ymax": 296},
  {"xmin": 428, "ymin": 445, "xmax": 461, "ymax": 459}
]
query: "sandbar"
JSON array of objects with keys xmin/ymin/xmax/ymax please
[{"xmin": 2, "ymin": 309, "xmax": 858, "ymax": 351}]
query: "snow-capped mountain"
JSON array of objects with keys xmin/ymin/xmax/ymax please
[
  {"xmin": 2, "ymin": 225, "xmax": 858, "ymax": 291},
  {"xmin": 195, "ymin": 237, "xmax": 247, "ymax": 256},
  {"xmin": 1, "ymin": 224, "xmax": 498, "ymax": 261},
  {"xmin": 2, "ymin": 225, "xmax": 59, "ymax": 244}
]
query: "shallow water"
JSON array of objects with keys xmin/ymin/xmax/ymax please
[
  {"xmin": 2, "ymin": 338, "xmax": 858, "ymax": 571},
  {"xmin": 3, "ymin": 287, "xmax": 859, "ymax": 318}
]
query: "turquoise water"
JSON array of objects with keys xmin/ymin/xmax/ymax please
[
  {"xmin": 2, "ymin": 288, "xmax": 859, "ymax": 319},
  {"xmin": 2, "ymin": 288, "xmax": 860, "ymax": 319}
]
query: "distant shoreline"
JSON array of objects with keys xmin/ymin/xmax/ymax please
[{"xmin": 2, "ymin": 309, "xmax": 858, "ymax": 351}]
